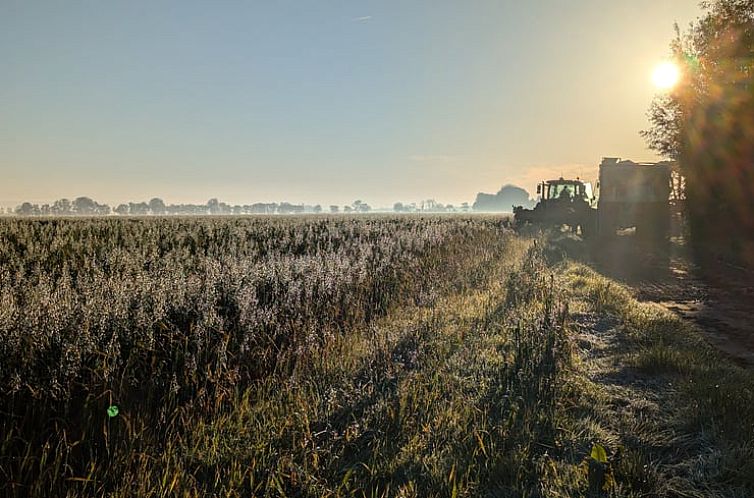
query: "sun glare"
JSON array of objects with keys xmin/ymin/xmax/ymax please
[{"xmin": 652, "ymin": 61, "xmax": 680, "ymax": 90}]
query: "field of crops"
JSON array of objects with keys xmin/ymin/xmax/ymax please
[
  {"xmin": 0, "ymin": 216, "xmax": 500, "ymax": 401},
  {"xmin": 4, "ymin": 216, "xmax": 752, "ymax": 497},
  {"xmin": 1, "ymin": 216, "xmax": 566, "ymax": 496}
]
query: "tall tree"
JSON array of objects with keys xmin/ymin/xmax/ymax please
[
  {"xmin": 643, "ymin": 0, "xmax": 754, "ymax": 266},
  {"xmin": 129, "ymin": 202, "xmax": 149, "ymax": 215},
  {"xmin": 52, "ymin": 198, "xmax": 72, "ymax": 215},
  {"xmin": 207, "ymin": 198, "xmax": 220, "ymax": 215},
  {"xmin": 114, "ymin": 204, "xmax": 130, "ymax": 215},
  {"xmin": 148, "ymin": 198, "xmax": 166, "ymax": 215},
  {"xmin": 72, "ymin": 197, "xmax": 97, "ymax": 215},
  {"xmin": 15, "ymin": 202, "xmax": 39, "ymax": 216}
]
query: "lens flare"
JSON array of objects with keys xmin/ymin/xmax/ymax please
[{"xmin": 652, "ymin": 61, "xmax": 680, "ymax": 90}]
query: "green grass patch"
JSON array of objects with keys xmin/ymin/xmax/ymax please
[{"xmin": 558, "ymin": 260, "xmax": 754, "ymax": 496}]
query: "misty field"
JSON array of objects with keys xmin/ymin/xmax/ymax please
[{"xmin": 1, "ymin": 216, "xmax": 753, "ymax": 497}]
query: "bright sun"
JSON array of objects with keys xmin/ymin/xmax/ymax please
[{"xmin": 652, "ymin": 61, "xmax": 680, "ymax": 90}]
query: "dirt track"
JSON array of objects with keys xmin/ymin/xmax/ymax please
[{"xmin": 591, "ymin": 235, "xmax": 754, "ymax": 368}]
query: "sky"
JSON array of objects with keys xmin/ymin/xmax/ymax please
[{"xmin": 1, "ymin": 1, "xmax": 702, "ymax": 208}]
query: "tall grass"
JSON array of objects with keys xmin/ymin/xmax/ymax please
[
  {"xmin": 5, "ymin": 219, "xmax": 751, "ymax": 496},
  {"xmin": 2, "ymin": 216, "xmax": 576, "ymax": 496}
]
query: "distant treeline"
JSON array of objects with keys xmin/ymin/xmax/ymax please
[
  {"xmin": 392, "ymin": 200, "xmax": 470, "ymax": 213},
  {"xmin": 10, "ymin": 197, "xmax": 334, "ymax": 216},
  {"xmin": 8, "ymin": 198, "xmax": 467, "ymax": 216},
  {"xmin": 6, "ymin": 198, "xmax": 471, "ymax": 215},
  {"xmin": 8, "ymin": 185, "xmax": 534, "ymax": 216}
]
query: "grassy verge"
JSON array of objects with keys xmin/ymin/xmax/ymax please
[{"xmin": 548, "ymin": 256, "xmax": 754, "ymax": 497}]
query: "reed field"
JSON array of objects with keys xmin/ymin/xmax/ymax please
[{"xmin": 1, "ymin": 216, "xmax": 752, "ymax": 497}]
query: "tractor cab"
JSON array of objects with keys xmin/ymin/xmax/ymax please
[
  {"xmin": 514, "ymin": 177, "xmax": 597, "ymax": 236},
  {"xmin": 537, "ymin": 178, "xmax": 595, "ymax": 206}
]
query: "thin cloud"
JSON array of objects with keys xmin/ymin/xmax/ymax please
[{"xmin": 353, "ymin": 15, "xmax": 372, "ymax": 22}]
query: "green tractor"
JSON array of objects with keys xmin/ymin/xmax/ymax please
[{"xmin": 513, "ymin": 178, "xmax": 597, "ymax": 237}]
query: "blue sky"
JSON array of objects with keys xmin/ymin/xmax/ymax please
[{"xmin": 1, "ymin": 1, "xmax": 701, "ymax": 207}]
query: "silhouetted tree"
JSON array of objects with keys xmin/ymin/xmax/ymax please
[
  {"xmin": 15, "ymin": 202, "xmax": 38, "ymax": 216},
  {"xmin": 219, "ymin": 202, "xmax": 232, "ymax": 215},
  {"xmin": 149, "ymin": 198, "xmax": 166, "ymax": 215},
  {"xmin": 207, "ymin": 198, "xmax": 220, "ymax": 215},
  {"xmin": 352, "ymin": 200, "xmax": 370, "ymax": 213},
  {"xmin": 643, "ymin": 1, "xmax": 754, "ymax": 266},
  {"xmin": 73, "ymin": 197, "xmax": 97, "ymax": 215},
  {"xmin": 129, "ymin": 202, "xmax": 149, "ymax": 215},
  {"xmin": 251, "ymin": 203, "xmax": 276, "ymax": 214},
  {"xmin": 52, "ymin": 198, "xmax": 72, "ymax": 215},
  {"xmin": 473, "ymin": 185, "xmax": 533, "ymax": 212}
]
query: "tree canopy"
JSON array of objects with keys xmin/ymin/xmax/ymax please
[{"xmin": 643, "ymin": 0, "xmax": 754, "ymax": 266}]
